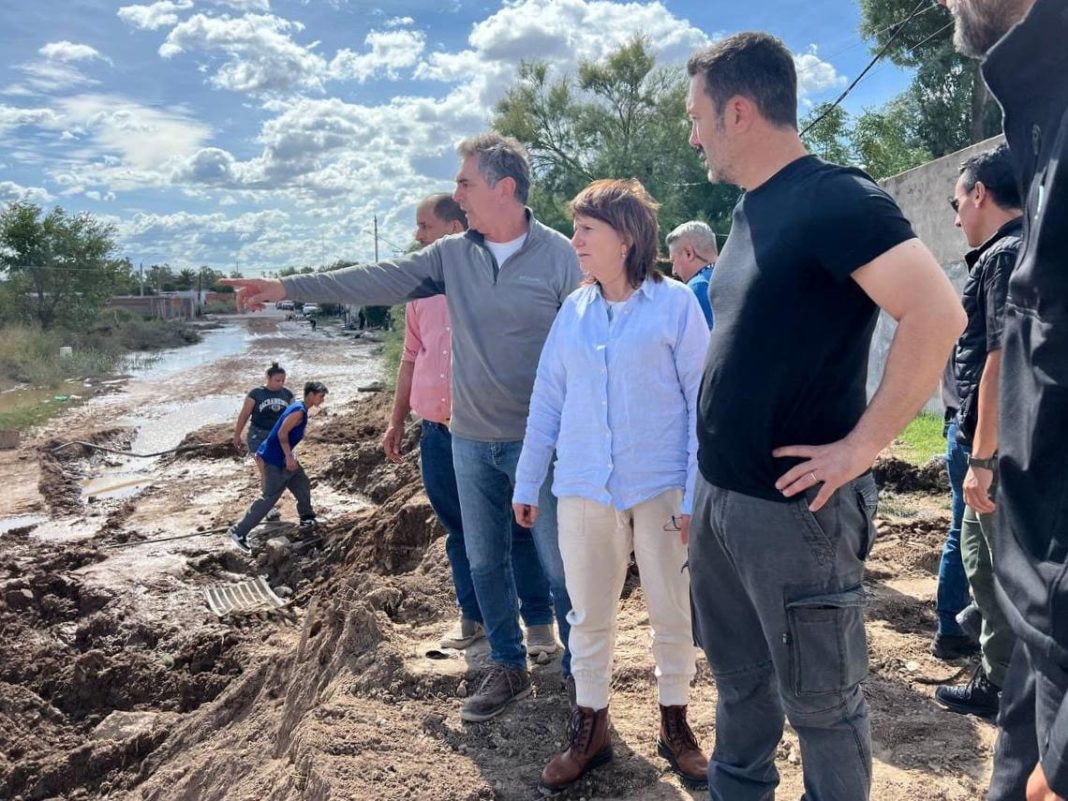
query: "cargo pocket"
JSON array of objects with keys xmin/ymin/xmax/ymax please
[
  {"xmin": 786, "ymin": 586, "xmax": 868, "ymax": 696},
  {"xmin": 853, "ymin": 473, "xmax": 879, "ymax": 561}
]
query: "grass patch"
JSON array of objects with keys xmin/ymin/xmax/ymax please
[
  {"xmin": 891, "ymin": 412, "xmax": 946, "ymax": 466},
  {"xmin": 0, "ymin": 314, "xmax": 202, "ymax": 431},
  {"xmin": 0, "ymin": 395, "xmax": 85, "ymax": 432},
  {"xmin": 380, "ymin": 304, "xmax": 406, "ymax": 390}
]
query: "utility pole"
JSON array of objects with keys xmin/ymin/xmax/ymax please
[
  {"xmin": 373, "ymin": 214, "xmax": 379, "ymax": 263},
  {"xmin": 138, "ymin": 261, "xmax": 144, "ymax": 296}
]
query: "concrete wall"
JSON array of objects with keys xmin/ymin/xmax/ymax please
[{"xmin": 868, "ymin": 134, "xmax": 1006, "ymax": 412}]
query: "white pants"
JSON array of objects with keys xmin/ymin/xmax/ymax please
[{"xmin": 558, "ymin": 489, "xmax": 697, "ymax": 710}]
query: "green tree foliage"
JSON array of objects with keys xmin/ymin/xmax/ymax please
[
  {"xmin": 859, "ymin": 0, "xmax": 1002, "ymax": 156},
  {"xmin": 493, "ymin": 38, "xmax": 739, "ymax": 245},
  {"xmin": 0, "ymin": 203, "xmax": 132, "ymax": 329},
  {"xmin": 801, "ymin": 99, "xmax": 932, "ymax": 179}
]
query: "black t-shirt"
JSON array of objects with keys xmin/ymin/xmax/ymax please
[
  {"xmin": 697, "ymin": 155, "xmax": 916, "ymax": 502},
  {"xmin": 248, "ymin": 386, "xmax": 294, "ymax": 430}
]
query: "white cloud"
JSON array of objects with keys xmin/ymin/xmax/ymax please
[
  {"xmin": 117, "ymin": 1, "xmax": 195, "ymax": 31},
  {"xmin": 385, "ymin": 16, "xmax": 415, "ymax": 28},
  {"xmin": 14, "ymin": 62, "xmax": 99, "ymax": 93},
  {"xmin": 794, "ymin": 46, "xmax": 847, "ymax": 97},
  {"xmin": 159, "ymin": 13, "xmax": 326, "ymax": 94},
  {"xmin": 39, "ymin": 42, "xmax": 111, "ymax": 64},
  {"xmin": 0, "ymin": 104, "xmax": 60, "ymax": 135},
  {"xmin": 328, "ymin": 28, "xmax": 426, "ymax": 82},
  {"xmin": 0, "ymin": 181, "xmax": 55, "ymax": 205},
  {"xmin": 212, "ymin": 0, "xmax": 270, "ymax": 10}
]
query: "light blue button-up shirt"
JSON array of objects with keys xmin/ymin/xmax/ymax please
[{"xmin": 514, "ymin": 276, "xmax": 709, "ymax": 515}]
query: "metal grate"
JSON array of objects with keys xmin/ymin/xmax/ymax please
[{"xmin": 203, "ymin": 576, "xmax": 290, "ymax": 617}]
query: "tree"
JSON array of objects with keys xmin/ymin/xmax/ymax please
[
  {"xmin": 800, "ymin": 98, "xmax": 932, "ymax": 180},
  {"xmin": 0, "ymin": 203, "xmax": 131, "ymax": 329},
  {"xmin": 175, "ymin": 268, "xmax": 197, "ymax": 290},
  {"xmin": 859, "ymin": 0, "xmax": 1001, "ymax": 156},
  {"xmin": 493, "ymin": 38, "xmax": 740, "ymax": 244}
]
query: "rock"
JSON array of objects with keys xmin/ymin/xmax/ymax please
[
  {"xmin": 91, "ymin": 710, "xmax": 176, "ymax": 742},
  {"xmin": 4, "ymin": 588, "xmax": 34, "ymax": 610},
  {"xmin": 264, "ymin": 537, "xmax": 293, "ymax": 567},
  {"xmin": 456, "ymin": 680, "xmax": 468, "ymax": 698},
  {"xmin": 274, "ymin": 584, "xmax": 293, "ymax": 598},
  {"xmin": 357, "ymin": 380, "xmax": 385, "ymax": 393}
]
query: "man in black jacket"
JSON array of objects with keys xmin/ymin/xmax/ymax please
[
  {"xmin": 934, "ymin": 145, "xmax": 1021, "ymax": 718},
  {"xmin": 940, "ymin": 0, "xmax": 1068, "ymax": 798}
]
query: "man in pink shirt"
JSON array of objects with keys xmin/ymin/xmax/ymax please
[{"xmin": 383, "ymin": 193, "xmax": 557, "ymax": 653}]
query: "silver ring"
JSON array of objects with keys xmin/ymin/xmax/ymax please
[{"xmin": 810, "ymin": 472, "xmax": 819, "ymax": 484}]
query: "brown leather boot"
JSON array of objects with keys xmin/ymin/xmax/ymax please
[
  {"xmin": 656, "ymin": 704, "xmax": 708, "ymax": 790},
  {"xmin": 538, "ymin": 705, "xmax": 613, "ymax": 794}
]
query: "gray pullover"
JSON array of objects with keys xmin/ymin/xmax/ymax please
[{"xmin": 283, "ymin": 212, "xmax": 582, "ymax": 442}]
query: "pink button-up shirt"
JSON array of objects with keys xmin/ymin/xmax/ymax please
[{"xmin": 402, "ymin": 295, "xmax": 451, "ymax": 424}]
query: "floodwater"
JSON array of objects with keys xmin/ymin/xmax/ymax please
[{"xmin": 78, "ymin": 314, "xmax": 380, "ymax": 503}]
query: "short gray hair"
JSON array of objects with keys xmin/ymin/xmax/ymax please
[
  {"xmin": 456, "ymin": 132, "xmax": 531, "ymax": 205},
  {"xmin": 666, "ymin": 221, "xmax": 719, "ymax": 261}
]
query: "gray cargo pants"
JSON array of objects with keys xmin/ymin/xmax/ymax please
[
  {"xmin": 688, "ymin": 472, "xmax": 879, "ymax": 801},
  {"xmin": 232, "ymin": 461, "xmax": 313, "ymax": 539}
]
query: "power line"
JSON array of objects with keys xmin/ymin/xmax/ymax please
[{"xmin": 800, "ymin": 0, "xmax": 936, "ymax": 138}]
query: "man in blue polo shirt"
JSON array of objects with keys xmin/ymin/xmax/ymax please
[
  {"xmin": 666, "ymin": 220, "xmax": 718, "ymax": 328},
  {"xmin": 228, "ymin": 381, "xmax": 328, "ymax": 554}
]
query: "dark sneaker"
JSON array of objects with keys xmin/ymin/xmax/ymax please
[
  {"xmin": 931, "ymin": 632, "xmax": 981, "ymax": 660},
  {"xmin": 460, "ymin": 664, "xmax": 531, "ymax": 722},
  {"xmin": 298, "ymin": 517, "xmax": 318, "ymax": 535},
  {"xmin": 440, "ymin": 618, "xmax": 485, "ymax": 650},
  {"xmin": 266, "ymin": 508, "xmax": 281, "ymax": 522},
  {"xmin": 227, "ymin": 526, "xmax": 251, "ymax": 555},
  {"xmin": 956, "ymin": 603, "xmax": 983, "ymax": 641},
  {"xmin": 935, "ymin": 664, "xmax": 1001, "ymax": 719}
]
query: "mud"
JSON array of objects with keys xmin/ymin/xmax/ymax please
[
  {"xmin": 873, "ymin": 453, "xmax": 949, "ymax": 494},
  {"xmin": 1, "ymin": 315, "xmax": 998, "ymax": 801}
]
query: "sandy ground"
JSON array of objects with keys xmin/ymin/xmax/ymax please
[{"xmin": 0, "ymin": 313, "xmax": 996, "ymax": 801}]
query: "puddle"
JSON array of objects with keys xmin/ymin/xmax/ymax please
[
  {"xmin": 125, "ymin": 325, "xmax": 249, "ymax": 382},
  {"xmin": 0, "ymin": 514, "xmax": 48, "ymax": 536},
  {"xmin": 83, "ymin": 395, "xmax": 240, "ymax": 501},
  {"xmin": 0, "ymin": 380, "xmax": 86, "ymax": 415}
]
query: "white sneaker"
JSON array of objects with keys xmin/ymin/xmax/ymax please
[
  {"xmin": 526, "ymin": 623, "xmax": 559, "ymax": 657},
  {"xmin": 439, "ymin": 618, "xmax": 485, "ymax": 650}
]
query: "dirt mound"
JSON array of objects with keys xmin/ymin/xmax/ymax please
[
  {"xmin": 168, "ymin": 423, "xmax": 243, "ymax": 461},
  {"xmin": 873, "ymin": 454, "xmax": 948, "ymax": 494},
  {"xmin": 37, "ymin": 428, "xmax": 135, "ymax": 516},
  {"xmin": 0, "ymin": 534, "xmax": 246, "ymax": 800}
]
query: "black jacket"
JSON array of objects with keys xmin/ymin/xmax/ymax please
[
  {"xmin": 953, "ymin": 218, "xmax": 1021, "ymax": 446},
  {"xmin": 984, "ymin": 0, "xmax": 1068, "ymax": 791}
]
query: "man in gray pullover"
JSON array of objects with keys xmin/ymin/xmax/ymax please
[{"xmin": 224, "ymin": 133, "xmax": 582, "ymax": 722}]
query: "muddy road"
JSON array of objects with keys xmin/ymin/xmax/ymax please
[{"xmin": 1, "ymin": 312, "xmax": 996, "ymax": 800}]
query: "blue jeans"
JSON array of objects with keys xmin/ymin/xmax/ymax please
[
  {"xmin": 419, "ymin": 421, "xmax": 553, "ymax": 627},
  {"xmin": 936, "ymin": 419, "xmax": 971, "ymax": 636},
  {"xmin": 451, "ymin": 434, "xmax": 571, "ymax": 674}
]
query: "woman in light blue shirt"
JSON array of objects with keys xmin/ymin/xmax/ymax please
[{"xmin": 512, "ymin": 179, "xmax": 710, "ymax": 794}]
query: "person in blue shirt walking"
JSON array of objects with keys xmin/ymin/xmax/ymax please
[
  {"xmin": 228, "ymin": 381, "xmax": 328, "ymax": 554},
  {"xmin": 513, "ymin": 179, "xmax": 710, "ymax": 794},
  {"xmin": 666, "ymin": 220, "xmax": 718, "ymax": 328}
]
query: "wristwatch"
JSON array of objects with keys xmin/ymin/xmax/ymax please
[{"xmin": 968, "ymin": 455, "xmax": 998, "ymax": 470}]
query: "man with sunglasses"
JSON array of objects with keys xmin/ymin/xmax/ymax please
[{"xmin": 934, "ymin": 144, "xmax": 1022, "ymax": 719}]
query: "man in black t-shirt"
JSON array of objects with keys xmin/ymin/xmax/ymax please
[{"xmin": 683, "ymin": 33, "xmax": 966, "ymax": 800}]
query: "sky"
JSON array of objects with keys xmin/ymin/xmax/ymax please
[{"xmin": 0, "ymin": 0, "xmax": 929, "ymax": 275}]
